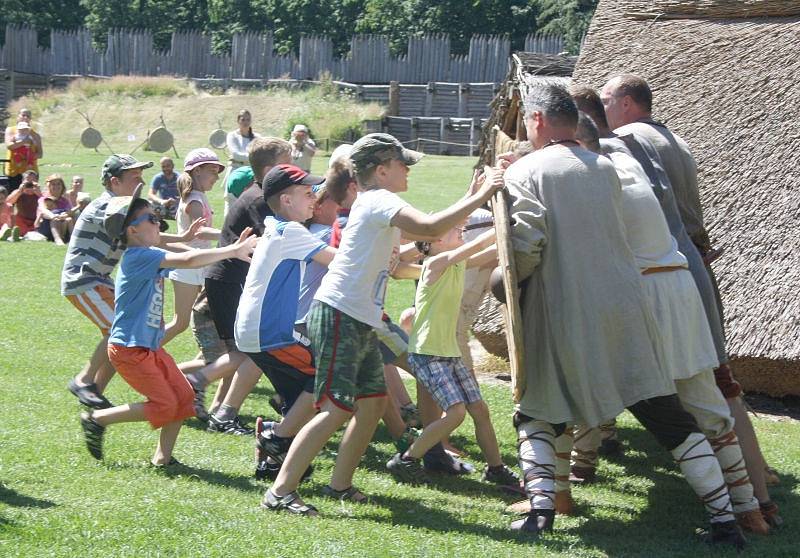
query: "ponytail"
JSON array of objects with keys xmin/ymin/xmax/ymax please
[{"xmin": 177, "ymin": 172, "xmax": 194, "ymax": 201}]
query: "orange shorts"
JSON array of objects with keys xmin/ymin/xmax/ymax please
[
  {"xmin": 66, "ymin": 285, "xmax": 116, "ymax": 335},
  {"xmin": 108, "ymin": 344, "xmax": 195, "ymax": 429}
]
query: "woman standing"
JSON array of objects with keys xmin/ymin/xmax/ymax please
[
  {"xmin": 222, "ymin": 109, "xmax": 258, "ymax": 216},
  {"xmin": 4, "ymin": 109, "xmax": 43, "ymax": 193}
]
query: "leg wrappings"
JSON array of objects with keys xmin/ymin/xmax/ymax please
[
  {"xmin": 572, "ymin": 424, "xmax": 600, "ymax": 470},
  {"xmin": 599, "ymin": 419, "xmax": 618, "ymax": 442},
  {"xmin": 709, "ymin": 430, "xmax": 758, "ymax": 512},
  {"xmin": 554, "ymin": 427, "xmax": 573, "ymax": 493},
  {"xmin": 517, "ymin": 419, "xmax": 556, "ymax": 510},
  {"xmin": 672, "ymin": 432, "xmax": 735, "ymax": 523}
]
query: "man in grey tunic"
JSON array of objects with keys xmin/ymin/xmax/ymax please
[
  {"xmin": 599, "ymin": 75, "xmax": 780, "ymax": 527},
  {"xmin": 504, "ymin": 84, "xmax": 744, "ymax": 548}
]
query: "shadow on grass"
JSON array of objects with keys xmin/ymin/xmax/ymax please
[
  {"xmin": 106, "ymin": 461, "xmax": 260, "ymax": 494},
  {"xmin": 0, "ymin": 482, "xmax": 56, "ymax": 509}
]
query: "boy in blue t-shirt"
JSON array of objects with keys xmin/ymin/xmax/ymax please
[
  {"xmin": 232, "ymin": 164, "xmax": 336, "ymax": 478},
  {"xmin": 78, "ymin": 185, "xmax": 256, "ymax": 465}
]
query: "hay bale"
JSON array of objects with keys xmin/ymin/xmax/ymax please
[{"xmin": 471, "ymin": 293, "xmax": 510, "ymax": 358}]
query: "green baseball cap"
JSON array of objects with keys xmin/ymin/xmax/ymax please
[
  {"xmin": 349, "ymin": 133, "xmax": 423, "ymax": 172},
  {"xmin": 103, "ymin": 183, "xmax": 144, "ymax": 240},
  {"xmin": 101, "ymin": 154, "xmax": 153, "ymax": 184}
]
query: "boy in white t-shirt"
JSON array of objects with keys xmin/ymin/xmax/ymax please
[{"xmin": 263, "ymin": 133, "xmax": 504, "ymax": 515}]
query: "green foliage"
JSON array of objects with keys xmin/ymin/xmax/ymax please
[
  {"xmin": 66, "ymin": 76, "xmax": 195, "ymax": 98},
  {"xmin": 535, "ymin": 0, "xmax": 598, "ymax": 53},
  {"xmin": 0, "ymin": 0, "xmax": 87, "ymax": 46}
]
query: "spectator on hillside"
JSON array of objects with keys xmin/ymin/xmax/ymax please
[
  {"xmin": 0, "ymin": 186, "xmax": 19, "ymax": 241},
  {"xmin": 67, "ymin": 175, "xmax": 85, "ymax": 207},
  {"xmin": 222, "ymin": 109, "xmax": 259, "ymax": 216},
  {"xmin": 36, "ymin": 174, "xmax": 74, "ymax": 245},
  {"xmin": 148, "ymin": 157, "xmax": 179, "ymax": 219},
  {"xmin": 289, "ymin": 124, "xmax": 316, "ymax": 172},
  {"xmin": 6, "ymin": 170, "xmax": 42, "ymax": 235},
  {"xmin": 4, "ymin": 109, "xmax": 43, "ymax": 193}
]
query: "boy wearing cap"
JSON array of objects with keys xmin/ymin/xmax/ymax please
[
  {"xmin": 62, "ymin": 154, "xmax": 202, "ymax": 410},
  {"xmin": 78, "ymin": 187, "xmax": 257, "ymax": 465},
  {"xmin": 264, "ymin": 133, "xmax": 504, "ymax": 515},
  {"xmin": 233, "ymin": 164, "xmax": 336, "ymax": 477}
]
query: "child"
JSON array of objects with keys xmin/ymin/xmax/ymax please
[
  {"xmin": 0, "ymin": 186, "xmax": 20, "ymax": 241},
  {"xmin": 230, "ymin": 165, "xmax": 335, "ymax": 480},
  {"xmin": 162, "ymin": 149, "xmax": 224, "ymax": 345},
  {"xmin": 78, "ymin": 186, "xmax": 256, "ymax": 465},
  {"xmin": 386, "ymin": 226, "xmax": 519, "ymax": 485},
  {"xmin": 263, "ymin": 133, "xmax": 503, "ymax": 515}
]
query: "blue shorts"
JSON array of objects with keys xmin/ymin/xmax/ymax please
[{"xmin": 408, "ymin": 353, "xmax": 482, "ymax": 410}]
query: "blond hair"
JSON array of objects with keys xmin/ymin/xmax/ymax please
[
  {"xmin": 248, "ymin": 137, "xmax": 291, "ymax": 182},
  {"xmin": 177, "ymin": 172, "xmax": 194, "ymax": 201}
]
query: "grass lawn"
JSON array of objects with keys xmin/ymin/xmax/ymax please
[{"xmin": 2, "ymin": 89, "xmax": 800, "ymax": 557}]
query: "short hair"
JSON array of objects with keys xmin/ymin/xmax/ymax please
[
  {"xmin": 576, "ymin": 112, "xmax": 601, "ymax": 153},
  {"xmin": 569, "ymin": 84, "xmax": 609, "ymax": 130},
  {"xmin": 325, "ymin": 160, "xmax": 355, "ymax": 205},
  {"xmin": 522, "ymin": 83, "xmax": 579, "ymax": 129},
  {"xmin": 611, "ymin": 74, "xmax": 652, "ymax": 113},
  {"xmin": 513, "ymin": 141, "xmax": 534, "ymax": 159},
  {"xmin": 159, "ymin": 157, "xmax": 173, "ymax": 165},
  {"xmin": 248, "ymin": 137, "xmax": 292, "ymax": 181},
  {"xmin": 72, "ymin": 175, "xmax": 84, "ymax": 182}
]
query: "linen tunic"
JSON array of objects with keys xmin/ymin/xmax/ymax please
[
  {"xmin": 506, "ymin": 144, "xmax": 675, "ymax": 427},
  {"xmin": 609, "ymin": 151, "xmax": 719, "ymax": 381}
]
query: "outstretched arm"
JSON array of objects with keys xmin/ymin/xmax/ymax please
[
  {"xmin": 425, "ymin": 229, "xmax": 496, "ymax": 284},
  {"xmin": 162, "ymin": 227, "xmax": 257, "ymax": 269}
]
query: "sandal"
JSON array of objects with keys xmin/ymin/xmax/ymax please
[
  {"xmin": 322, "ymin": 485, "xmax": 368, "ymax": 504},
  {"xmin": 261, "ymin": 489, "xmax": 318, "ymax": 516},
  {"xmin": 150, "ymin": 457, "xmax": 183, "ymax": 468}
]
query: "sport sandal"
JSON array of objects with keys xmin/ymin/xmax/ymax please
[
  {"xmin": 322, "ymin": 485, "xmax": 368, "ymax": 504},
  {"xmin": 261, "ymin": 489, "xmax": 318, "ymax": 516}
]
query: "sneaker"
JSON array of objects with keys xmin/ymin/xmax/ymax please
[
  {"xmin": 69, "ymin": 380, "xmax": 113, "ymax": 409},
  {"xmin": 260, "ymin": 489, "xmax": 318, "ymax": 516},
  {"xmin": 393, "ymin": 426, "xmax": 419, "ymax": 454},
  {"xmin": 387, "ymin": 453, "xmax": 429, "ymax": 485},
  {"xmin": 207, "ymin": 415, "xmax": 254, "ymax": 436},
  {"xmin": 11, "ymin": 226, "xmax": 20, "ymax": 242},
  {"xmin": 423, "ymin": 443, "xmax": 474, "ymax": 475},
  {"xmin": 482, "ymin": 464, "xmax": 521, "ymax": 486},
  {"xmin": 0, "ymin": 228, "xmax": 11, "ymax": 241},
  {"xmin": 80, "ymin": 411, "xmax": 105, "ymax": 460},
  {"xmin": 256, "ymin": 419, "xmax": 293, "ymax": 463}
]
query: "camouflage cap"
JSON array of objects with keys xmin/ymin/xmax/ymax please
[
  {"xmin": 101, "ymin": 154, "xmax": 153, "ymax": 184},
  {"xmin": 103, "ymin": 183, "xmax": 144, "ymax": 241},
  {"xmin": 349, "ymin": 133, "xmax": 423, "ymax": 172}
]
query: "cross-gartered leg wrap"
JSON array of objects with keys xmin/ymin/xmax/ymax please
[
  {"xmin": 517, "ymin": 418, "xmax": 557, "ymax": 510},
  {"xmin": 571, "ymin": 424, "xmax": 600, "ymax": 470},
  {"xmin": 709, "ymin": 430, "xmax": 758, "ymax": 513},
  {"xmin": 672, "ymin": 432, "xmax": 735, "ymax": 524},
  {"xmin": 554, "ymin": 427, "xmax": 573, "ymax": 493}
]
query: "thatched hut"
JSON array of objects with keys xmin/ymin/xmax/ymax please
[{"xmin": 473, "ymin": 1, "xmax": 800, "ymax": 397}]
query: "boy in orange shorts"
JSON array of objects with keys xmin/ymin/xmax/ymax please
[{"xmin": 78, "ymin": 186, "xmax": 256, "ymax": 465}]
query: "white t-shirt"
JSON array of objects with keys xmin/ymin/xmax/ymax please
[
  {"xmin": 315, "ymin": 189, "xmax": 409, "ymax": 328},
  {"xmin": 235, "ymin": 216, "xmax": 326, "ymax": 353}
]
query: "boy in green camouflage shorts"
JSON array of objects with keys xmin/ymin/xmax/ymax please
[{"xmin": 263, "ymin": 133, "xmax": 504, "ymax": 515}]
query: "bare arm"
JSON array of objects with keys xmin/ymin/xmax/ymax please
[
  {"xmin": 425, "ymin": 229, "xmax": 496, "ymax": 283},
  {"xmin": 162, "ymin": 227, "xmax": 256, "ymax": 269},
  {"xmin": 391, "ymin": 166, "xmax": 503, "ymax": 238},
  {"xmin": 310, "ymin": 246, "xmax": 336, "ymax": 267},
  {"xmin": 158, "ymin": 217, "xmax": 205, "ymax": 245},
  {"xmin": 391, "ymin": 261, "xmax": 422, "ymax": 280},
  {"xmin": 466, "ymin": 245, "xmax": 497, "ymax": 269}
]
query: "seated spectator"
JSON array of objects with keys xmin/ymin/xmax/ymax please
[
  {"xmin": 6, "ymin": 170, "xmax": 42, "ymax": 235},
  {"xmin": 0, "ymin": 186, "xmax": 20, "ymax": 241},
  {"xmin": 4, "ymin": 109, "xmax": 43, "ymax": 193},
  {"xmin": 289, "ymin": 124, "xmax": 316, "ymax": 172},
  {"xmin": 35, "ymin": 174, "xmax": 74, "ymax": 244},
  {"xmin": 148, "ymin": 156, "xmax": 179, "ymax": 219},
  {"xmin": 74, "ymin": 192, "xmax": 92, "ymax": 216},
  {"xmin": 67, "ymin": 175, "xmax": 84, "ymax": 207}
]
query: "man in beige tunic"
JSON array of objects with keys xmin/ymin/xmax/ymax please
[
  {"xmin": 600, "ymin": 75, "xmax": 780, "ymax": 527},
  {"xmin": 504, "ymin": 84, "xmax": 744, "ymax": 549}
]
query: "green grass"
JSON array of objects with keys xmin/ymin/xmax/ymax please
[{"xmin": 3, "ymin": 86, "xmax": 800, "ymax": 557}]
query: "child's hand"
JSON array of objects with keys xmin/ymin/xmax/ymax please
[
  {"xmin": 232, "ymin": 227, "xmax": 258, "ymax": 263},
  {"xmin": 182, "ymin": 217, "xmax": 207, "ymax": 241},
  {"xmin": 478, "ymin": 166, "xmax": 505, "ymax": 199},
  {"xmin": 495, "ymin": 151, "xmax": 517, "ymax": 169},
  {"xmin": 468, "ymin": 169, "xmax": 485, "ymax": 196}
]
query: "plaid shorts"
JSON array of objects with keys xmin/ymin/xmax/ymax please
[{"xmin": 408, "ymin": 353, "xmax": 482, "ymax": 410}]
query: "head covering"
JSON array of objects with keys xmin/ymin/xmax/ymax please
[
  {"xmin": 328, "ymin": 143, "xmax": 353, "ymax": 168},
  {"xmin": 349, "ymin": 133, "xmax": 423, "ymax": 172},
  {"xmin": 292, "ymin": 124, "xmax": 309, "ymax": 134},
  {"xmin": 183, "ymin": 148, "xmax": 225, "ymax": 173},
  {"xmin": 103, "ymin": 183, "xmax": 144, "ymax": 240},
  {"xmin": 101, "ymin": 154, "xmax": 153, "ymax": 184},
  {"xmin": 16, "ymin": 121, "xmax": 31, "ymax": 131},
  {"xmin": 262, "ymin": 164, "xmax": 324, "ymax": 199}
]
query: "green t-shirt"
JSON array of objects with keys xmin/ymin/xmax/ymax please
[
  {"xmin": 408, "ymin": 260, "xmax": 465, "ymax": 357},
  {"xmin": 226, "ymin": 165, "xmax": 254, "ymax": 198}
]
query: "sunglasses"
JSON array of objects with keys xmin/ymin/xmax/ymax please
[{"xmin": 129, "ymin": 212, "xmax": 160, "ymax": 227}]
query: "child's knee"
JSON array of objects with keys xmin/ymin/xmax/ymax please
[
  {"xmin": 445, "ymin": 402, "xmax": 467, "ymax": 424},
  {"xmin": 467, "ymin": 399, "xmax": 490, "ymax": 421}
]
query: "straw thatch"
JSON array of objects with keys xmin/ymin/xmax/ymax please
[
  {"xmin": 624, "ymin": 1, "xmax": 800, "ymax": 19},
  {"xmin": 568, "ymin": 1, "xmax": 800, "ymax": 396}
]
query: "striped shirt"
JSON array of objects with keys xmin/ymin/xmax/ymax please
[{"xmin": 61, "ymin": 190, "xmax": 126, "ymax": 296}]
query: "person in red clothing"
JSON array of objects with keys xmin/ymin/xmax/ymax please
[{"xmin": 6, "ymin": 170, "xmax": 42, "ymax": 235}]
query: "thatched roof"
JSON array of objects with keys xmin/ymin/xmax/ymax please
[
  {"xmin": 476, "ymin": 53, "xmax": 574, "ymax": 165},
  {"xmin": 570, "ymin": 1, "xmax": 800, "ymax": 395}
]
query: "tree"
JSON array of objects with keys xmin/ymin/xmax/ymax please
[
  {"xmin": 534, "ymin": 0, "xmax": 598, "ymax": 53},
  {"xmin": 1, "ymin": 0, "xmax": 88, "ymax": 46}
]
